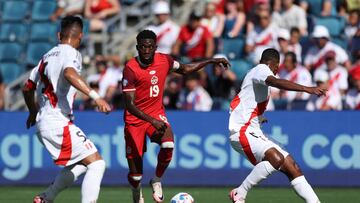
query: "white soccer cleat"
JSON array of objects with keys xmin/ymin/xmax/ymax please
[
  {"xmin": 150, "ymin": 178, "xmax": 164, "ymax": 202},
  {"xmin": 132, "ymin": 187, "xmax": 144, "ymax": 203},
  {"xmin": 229, "ymin": 189, "xmax": 245, "ymax": 203}
]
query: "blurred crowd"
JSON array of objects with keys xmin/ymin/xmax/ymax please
[
  {"xmin": 1, "ymin": 0, "xmax": 359, "ymax": 111},
  {"xmin": 75, "ymin": 0, "xmax": 359, "ymax": 112}
]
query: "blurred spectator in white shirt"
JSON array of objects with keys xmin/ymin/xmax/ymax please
[
  {"xmin": 279, "ymin": 52, "xmax": 312, "ymax": 105},
  {"xmin": 51, "ymin": 0, "xmax": 85, "ymax": 21},
  {"xmin": 289, "ymin": 27, "xmax": 302, "ymax": 63},
  {"xmin": 305, "ymin": 25, "xmax": 351, "ymax": 71},
  {"xmin": 201, "ymin": 2, "xmax": 225, "ymax": 38},
  {"xmin": 345, "ymin": 10, "xmax": 360, "ymax": 40},
  {"xmin": 272, "ymin": 0, "xmax": 308, "ymax": 35},
  {"xmin": 147, "ymin": 0, "xmax": 180, "ymax": 54},
  {"xmin": 177, "ymin": 72, "xmax": 213, "ymax": 111},
  {"xmin": 87, "ymin": 60, "xmax": 118, "ymax": 102},
  {"xmin": 246, "ymin": 9, "xmax": 278, "ymax": 63},
  {"xmin": 307, "ymin": 69, "xmax": 343, "ymax": 111},
  {"xmin": 314, "ymin": 50, "xmax": 349, "ymax": 97},
  {"xmin": 346, "ymin": 67, "xmax": 360, "ymax": 110}
]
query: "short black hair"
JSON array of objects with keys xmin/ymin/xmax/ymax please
[
  {"xmin": 136, "ymin": 30, "xmax": 157, "ymax": 43},
  {"xmin": 285, "ymin": 52, "xmax": 297, "ymax": 64},
  {"xmin": 290, "ymin": 27, "xmax": 300, "ymax": 35},
  {"xmin": 60, "ymin": 16, "xmax": 83, "ymax": 40},
  {"xmin": 260, "ymin": 48, "xmax": 280, "ymax": 64}
]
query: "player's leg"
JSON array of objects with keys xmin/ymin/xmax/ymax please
[
  {"xmin": 280, "ymin": 155, "xmax": 320, "ymax": 203},
  {"xmin": 79, "ymin": 152, "xmax": 106, "ymax": 203},
  {"xmin": 34, "ymin": 163, "xmax": 87, "ymax": 203},
  {"xmin": 125, "ymin": 124, "xmax": 147, "ymax": 203},
  {"xmin": 149, "ymin": 125, "xmax": 174, "ymax": 202},
  {"xmin": 127, "ymin": 157, "xmax": 144, "ymax": 203},
  {"xmin": 229, "ymin": 128, "xmax": 282, "ymax": 202}
]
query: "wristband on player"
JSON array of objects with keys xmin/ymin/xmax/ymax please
[{"xmin": 89, "ymin": 90, "xmax": 101, "ymax": 100}]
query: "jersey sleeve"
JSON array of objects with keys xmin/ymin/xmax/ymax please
[
  {"xmin": 253, "ymin": 66, "xmax": 274, "ymax": 85},
  {"xmin": 63, "ymin": 48, "xmax": 82, "ymax": 73},
  {"xmin": 25, "ymin": 62, "xmax": 41, "ymax": 90},
  {"xmin": 122, "ymin": 65, "xmax": 136, "ymax": 92},
  {"xmin": 164, "ymin": 54, "xmax": 180, "ymax": 72}
]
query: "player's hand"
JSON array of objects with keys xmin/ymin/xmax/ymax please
[
  {"xmin": 151, "ymin": 119, "xmax": 167, "ymax": 134},
  {"xmin": 213, "ymin": 58, "xmax": 230, "ymax": 69},
  {"xmin": 306, "ymin": 87, "xmax": 328, "ymax": 97},
  {"xmin": 26, "ymin": 112, "xmax": 37, "ymax": 129},
  {"xmin": 94, "ymin": 98, "xmax": 111, "ymax": 114}
]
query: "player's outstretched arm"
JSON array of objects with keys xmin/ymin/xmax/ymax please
[
  {"xmin": 124, "ymin": 91, "xmax": 167, "ymax": 134},
  {"xmin": 174, "ymin": 58, "xmax": 230, "ymax": 75},
  {"xmin": 265, "ymin": 75, "xmax": 327, "ymax": 96},
  {"xmin": 22, "ymin": 80, "xmax": 38, "ymax": 129},
  {"xmin": 63, "ymin": 67, "xmax": 111, "ymax": 113}
]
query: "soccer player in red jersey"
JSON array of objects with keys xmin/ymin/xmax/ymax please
[{"xmin": 122, "ymin": 30, "xmax": 229, "ymax": 203}]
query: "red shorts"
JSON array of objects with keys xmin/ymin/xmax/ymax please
[{"xmin": 124, "ymin": 113, "xmax": 171, "ymax": 159}]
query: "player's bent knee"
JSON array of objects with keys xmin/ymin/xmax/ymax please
[
  {"xmin": 87, "ymin": 160, "xmax": 106, "ymax": 174},
  {"xmin": 161, "ymin": 141, "xmax": 174, "ymax": 148}
]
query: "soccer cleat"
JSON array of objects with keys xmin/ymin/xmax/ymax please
[
  {"xmin": 132, "ymin": 187, "xmax": 144, "ymax": 203},
  {"xmin": 33, "ymin": 195, "xmax": 53, "ymax": 203},
  {"xmin": 229, "ymin": 189, "xmax": 245, "ymax": 203},
  {"xmin": 150, "ymin": 178, "xmax": 164, "ymax": 202}
]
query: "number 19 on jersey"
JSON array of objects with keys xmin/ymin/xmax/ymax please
[{"xmin": 150, "ymin": 85, "xmax": 159, "ymax": 97}]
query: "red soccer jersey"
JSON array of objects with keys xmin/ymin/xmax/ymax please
[
  {"xmin": 122, "ymin": 53, "xmax": 174, "ymax": 124},
  {"xmin": 178, "ymin": 25, "xmax": 212, "ymax": 60}
]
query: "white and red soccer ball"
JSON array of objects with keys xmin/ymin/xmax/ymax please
[{"xmin": 170, "ymin": 192, "xmax": 194, "ymax": 203}]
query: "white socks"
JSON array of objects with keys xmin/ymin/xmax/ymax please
[
  {"xmin": 236, "ymin": 161, "xmax": 276, "ymax": 199},
  {"xmin": 291, "ymin": 176, "xmax": 320, "ymax": 203},
  {"xmin": 81, "ymin": 160, "xmax": 106, "ymax": 203},
  {"xmin": 44, "ymin": 164, "xmax": 87, "ymax": 201}
]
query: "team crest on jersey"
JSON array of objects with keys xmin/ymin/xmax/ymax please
[
  {"xmin": 149, "ymin": 70, "xmax": 156, "ymax": 75},
  {"xmin": 123, "ymin": 79, "xmax": 128, "ymax": 86},
  {"xmin": 151, "ymin": 76, "xmax": 158, "ymax": 85}
]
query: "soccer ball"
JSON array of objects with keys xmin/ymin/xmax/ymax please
[{"xmin": 170, "ymin": 192, "xmax": 194, "ymax": 203}]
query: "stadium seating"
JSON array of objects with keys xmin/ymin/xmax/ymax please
[
  {"xmin": 315, "ymin": 16, "xmax": 345, "ymax": 37},
  {"xmin": 332, "ymin": 37, "xmax": 348, "ymax": 50},
  {"xmin": 26, "ymin": 42, "xmax": 52, "ymax": 66},
  {"xmin": 229, "ymin": 59, "xmax": 253, "ymax": 81},
  {"xmin": 31, "ymin": 1, "xmax": 57, "ymax": 21},
  {"xmin": 0, "ymin": 42, "xmax": 23, "ymax": 62},
  {"xmin": 2, "ymin": 1, "xmax": 30, "ymax": 22},
  {"xmin": 0, "ymin": 62, "xmax": 25, "ymax": 84},
  {"xmin": 222, "ymin": 38, "xmax": 245, "ymax": 60},
  {"xmin": 0, "ymin": 23, "xmax": 28, "ymax": 43},
  {"xmin": 30, "ymin": 22, "xmax": 58, "ymax": 43}
]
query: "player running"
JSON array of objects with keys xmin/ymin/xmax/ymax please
[
  {"xmin": 23, "ymin": 16, "xmax": 111, "ymax": 203},
  {"xmin": 228, "ymin": 48, "xmax": 326, "ymax": 203},
  {"xmin": 122, "ymin": 30, "xmax": 229, "ymax": 203}
]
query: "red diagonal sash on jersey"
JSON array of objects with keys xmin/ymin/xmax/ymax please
[
  {"xmin": 157, "ymin": 27, "xmax": 171, "ymax": 42},
  {"xmin": 320, "ymin": 72, "xmax": 340, "ymax": 109},
  {"xmin": 255, "ymin": 33, "xmax": 272, "ymax": 46},
  {"xmin": 38, "ymin": 59, "xmax": 58, "ymax": 108}
]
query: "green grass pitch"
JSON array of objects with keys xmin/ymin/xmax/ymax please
[{"xmin": 0, "ymin": 186, "xmax": 359, "ymax": 202}]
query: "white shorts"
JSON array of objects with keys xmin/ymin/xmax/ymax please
[
  {"xmin": 37, "ymin": 122, "xmax": 98, "ymax": 166},
  {"xmin": 229, "ymin": 126, "xmax": 288, "ymax": 165}
]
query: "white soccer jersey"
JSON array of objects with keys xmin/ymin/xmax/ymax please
[
  {"xmin": 229, "ymin": 64, "xmax": 274, "ymax": 133},
  {"xmin": 279, "ymin": 65, "xmax": 312, "ymax": 101},
  {"xmin": 28, "ymin": 44, "xmax": 82, "ymax": 131},
  {"xmin": 147, "ymin": 20, "xmax": 180, "ymax": 54},
  {"xmin": 315, "ymin": 65, "xmax": 348, "ymax": 92},
  {"xmin": 304, "ymin": 41, "xmax": 349, "ymax": 69}
]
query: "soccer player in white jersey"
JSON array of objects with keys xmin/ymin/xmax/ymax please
[
  {"xmin": 22, "ymin": 16, "xmax": 111, "ymax": 203},
  {"xmin": 228, "ymin": 48, "xmax": 327, "ymax": 203}
]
